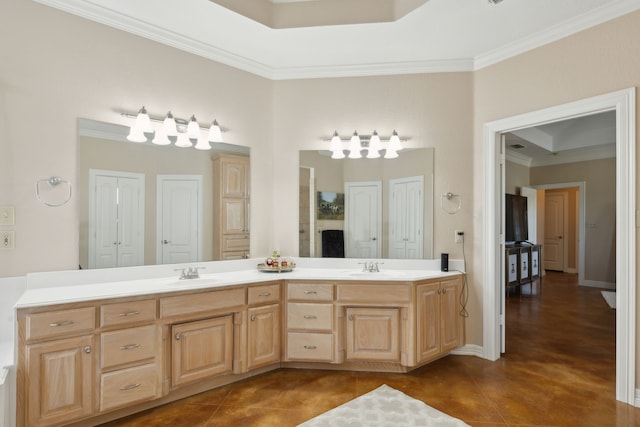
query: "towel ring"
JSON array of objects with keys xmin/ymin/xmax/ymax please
[
  {"xmin": 36, "ymin": 176, "xmax": 72, "ymax": 207},
  {"xmin": 440, "ymin": 192, "xmax": 461, "ymax": 215}
]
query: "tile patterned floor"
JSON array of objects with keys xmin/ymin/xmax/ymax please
[{"xmin": 101, "ymin": 272, "xmax": 640, "ymax": 426}]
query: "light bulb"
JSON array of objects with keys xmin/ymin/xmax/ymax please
[
  {"xmin": 367, "ymin": 130, "xmax": 381, "ymax": 159},
  {"xmin": 348, "ymin": 131, "xmax": 362, "ymax": 159},
  {"xmin": 163, "ymin": 111, "xmax": 178, "ymax": 136},
  {"xmin": 207, "ymin": 119, "xmax": 223, "ymax": 142},
  {"xmin": 186, "ymin": 115, "xmax": 200, "ymax": 139}
]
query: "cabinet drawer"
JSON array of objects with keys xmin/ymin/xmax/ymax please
[
  {"xmin": 26, "ymin": 307, "xmax": 95, "ymax": 341},
  {"xmin": 337, "ymin": 284, "xmax": 410, "ymax": 303},
  {"xmin": 223, "ymin": 234, "xmax": 250, "ymax": 251},
  {"xmin": 287, "ymin": 282, "xmax": 333, "ymax": 301},
  {"xmin": 100, "ymin": 363, "xmax": 159, "ymax": 411},
  {"xmin": 101, "ymin": 324, "xmax": 157, "ymax": 369},
  {"xmin": 287, "ymin": 332, "xmax": 333, "ymax": 361},
  {"xmin": 248, "ymin": 283, "xmax": 281, "ymax": 305},
  {"xmin": 100, "ymin": 299, "xmax": 156, "ymax": 328},
  {"xmin": 287, "ymin": 303, "xmax": 332, "ymax": 331},
  {"xmin": 160, "ymin": 287, "xmax": 245, "ymax": 318}
]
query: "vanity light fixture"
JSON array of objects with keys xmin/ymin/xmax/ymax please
[
  {"xmin": 124, "ymin": 106, "xmax": 226, "ymax": 150},
  {"xmin": 328, "ymin": 130, "xmax": 405, "ymax": 159}
]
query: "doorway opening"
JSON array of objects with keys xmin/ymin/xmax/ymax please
[{"xmin": 482, "ymin": 88, "xmax": 635, "ymax": 404}]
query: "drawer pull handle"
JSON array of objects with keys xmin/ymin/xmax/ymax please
[
  {"xmin": 259, "ymin": 292, "xmax": 271, "ymax": 297},
  {"xmin": 304, "ymin": 290, "xmax": 318, "ymax": 295},
  {"xmin": 303, "ymin": 315, "xmax": 317, "ymax": 320},
  {"xmin": 303, "ymin": 345, "xmax": 317, "ymax": 350},
  {"xmin": 120, "ymin": 343, "xmax": 140, "ymax": 350},
  {"xmin": 119, "ymin": 311, "xmax": 141, "ymax": 317},
  {"xmin": 49, "ymin": 320, "xmax": 74, "ymax": 327},
  {"xmin": 120, "ymin": 383, "xmax": 141, "ymax": 391}
]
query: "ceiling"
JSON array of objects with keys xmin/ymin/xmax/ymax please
[
  {"xmin": 36, "ymin": 0, "xmax": 627, "ymax": 164},
  {"xmin": 34, "ymin": 0, "xmax": 640, "ymax": 80},
  {"xmin": 504, "ymin": 111, "xmax": 616, "ymax": 167}
]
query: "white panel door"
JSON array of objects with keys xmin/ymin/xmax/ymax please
[
  {"xmin": 389, "ymin": 176, "xmax": 424, "ymax": 259},
  {"xmin": 345, "ymin": 181, "xmax": 381, "ymax": 258},
  {"xmin": 158, "ymin": 176, "xmax": 202, "ymax": 264},
  {"xmin": 544, "ymin": 192, "xmax": 565, "ymax": 271},
  {"xmin": 93, "ymin": 175, "xmax": 119, "ymax": 268},
  {"xmin": 89, "ymin": 170, "xmax": 144, "ymax": 269},
  {"xmin": 116, "ymin": 176, "xmax": 144, "ymax": 267}
]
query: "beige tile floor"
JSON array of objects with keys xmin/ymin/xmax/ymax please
[{"xmin": 101, "ymin": 272, "xmax": 640, "ymax": 426}]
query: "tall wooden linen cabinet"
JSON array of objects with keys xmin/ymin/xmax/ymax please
[{"xmin": 213, "ymin": 153, "xmax": 250, "ymax": 260}]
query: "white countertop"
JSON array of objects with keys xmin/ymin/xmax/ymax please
[{"xmin": 16, "ymin": 260, "xmax": 463, "ymax": 309}]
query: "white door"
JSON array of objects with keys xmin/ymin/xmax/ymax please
[
  {"xmin": 345, "ymin": 181, "xmax": 381, "ymax": 258},
  {"xmin": 89, "ymin": 170, "xmax": 144, "ymax": 269},
  {"xmin": 389, "ymin": 176, "xmax": 424, "ymax": 259},
  {"xmin": 157, "ymin": 175, "xmax": 202, "ymax": 264},
  {"xmin": 544, "ymin": 192, "xmax": 565, "ymax": 271}
]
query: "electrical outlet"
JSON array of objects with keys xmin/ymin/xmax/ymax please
[
  {"xmin": 1, "ymin": 231, "xmax": 14, "ymax": 249},
  {"xmin": 455, "ymin": 230, "xmax": 464, "ymax": 243},
  {"xmin": 0, "ymin": 206, "xmax": 15, "ymax": 226}
]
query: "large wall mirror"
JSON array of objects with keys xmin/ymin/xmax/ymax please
[
  {"xmin": 299, "ymin": 148, "xmax": 434, "ymax": 259},
  {"xmin": 78, "ymin": 118, "xmax": 250, "ymax": 269}
]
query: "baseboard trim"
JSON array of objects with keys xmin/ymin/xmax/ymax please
[
  {"xmin": 580, "ymin": 279, "xmax": 616, "ymax": 290},
  {"xmin": 450, "ymin": 344, "xmax": 484, "ymax": 358}
]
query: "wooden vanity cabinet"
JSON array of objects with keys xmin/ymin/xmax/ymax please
[
  {"xmin": 284, "ymin": 282, "xmax": 336, "ymax": 362},
  {"xmin": 247, "ymin": 283, "xmax": 281, "ymax": 370},
  {"xmin": 416, "ymin": 276, "xmax": 464, "ymax": 363},
  {"xmin": 19, "ymin": 307, "xmax": 96, "ymax": 427},
  {"xmin": 337, "ymin": 283, "xmax": 411, "ymax": 366},
  {"xmin": 98, "ymin": 297, "xmax": 161, "ymax": 413},
  {"xmin": 345, "ymin": 307, "xmax": 401, "ymax": 362}
]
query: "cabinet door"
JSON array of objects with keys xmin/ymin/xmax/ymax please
[
  {"xmin": 247, "ymin": 304, "xmax": 280, "ymax": 370},
  {"xmin": 222, "ymin": 198, "xmax": 247, "ymax": 234},
  {"xmin": 416, "ymin": 283, "xmax": 440, "ymax": 362},
  {"xmin": 345, "ymin": 307, "xmax": 400, "ymax": 361},
  {"xmin": 222, "ymin": 159, "xmax": 248, "ymax": 197},
  {"xmin": 440, "ymin": 278, "xmax": 462, "ymax": 353},
  {"xmin": 172, "ymin": 316, "xmax": 233, "ymax": 387},
  {"xmin": 26, "ymin": 335, "xmax": 94, "ymax": 427}
]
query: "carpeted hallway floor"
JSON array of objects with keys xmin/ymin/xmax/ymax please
[{"xmin": 100, "ymin": 271, "xmax": 639, "ymax": 426}]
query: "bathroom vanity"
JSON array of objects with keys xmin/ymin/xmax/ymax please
[{"xmin": 14, "ymin": 262, "xmax": 464, "ymax": 427}]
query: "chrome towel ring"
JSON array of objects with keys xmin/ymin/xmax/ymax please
[{"xmin": 36, "ymin": 176, "xmax": 72, "ymax": 207}]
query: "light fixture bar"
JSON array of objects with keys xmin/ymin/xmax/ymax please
[{"xmin": 121, "ymin": 111, "xmax": 227, "ymax": 133}]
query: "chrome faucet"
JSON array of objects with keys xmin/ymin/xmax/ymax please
[
  {"xmin": 358, "ymin": 261, "xmax": 383, "ymax": 272},
  {"xmin": 175, "ymin": 266, "xmax": 204, "ymax": 280}
]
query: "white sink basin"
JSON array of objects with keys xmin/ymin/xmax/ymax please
[{"xmin": 346, "ymin": 271, "xmax": 407, "ymax": 278}]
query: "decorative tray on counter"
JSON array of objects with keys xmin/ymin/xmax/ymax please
[{"xmin": 257, "ymin": 263, "xmax": 295, "ymax": 273}]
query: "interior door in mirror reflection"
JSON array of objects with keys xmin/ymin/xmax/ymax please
[
  {"xmin": 345, "ymin": 181, "xmax": 381, "ymax": 258},
  {"xmin": 88, "ymin": 169, "xmax": 145, "ymax": 269},
  {"xmin": 158, "ymin": 175, "xmax": 202, "ymax": 264}
]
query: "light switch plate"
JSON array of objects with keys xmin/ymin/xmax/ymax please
[
  {"xmin": 1, "ymin": 231, "xmax": 14, "ymax": 249},
  {"xmin": 0, "ymin": 206, "xmax": 15, "ymax": 226}
]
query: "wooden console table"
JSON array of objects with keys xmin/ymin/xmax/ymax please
[{"xmin": 505, "ymin": 244, "xmax": 542, "ymax": 294}]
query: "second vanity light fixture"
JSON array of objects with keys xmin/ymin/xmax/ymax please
[
  {"xmin": 328, "ymin": 130, "xmax": 404, "ymax": 159},
  {"xmin": 125, "ymin": 106, "xmax": 224, "ymax": 150}
]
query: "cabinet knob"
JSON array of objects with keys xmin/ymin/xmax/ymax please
[
  {"xmin": 83, "ymin": 345, "xmax": 91, "ymax": 354},
  {"xmin": 175, "ymin": 333, "xmax": 181, "ymax": 340},
  {"xmin": 163, "ymin": 240, "xmax": 171, "ymax": 244},
  {"xmin": 250, "ymin": 315, "xmax": 256, "ymax": 321},
  {"xmin": 348, "ymin": 315, "xmax": 353, "ymax": 321}
]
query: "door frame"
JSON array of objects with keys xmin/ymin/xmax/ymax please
[
  {"xmin": 482, "ymin": 88, "xmax": 635, "ymax": 404},
  {"xmin": 156, "ymin": 175, "xmax": 203, "ymax": 264}
]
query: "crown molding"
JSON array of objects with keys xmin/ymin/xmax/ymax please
[
  {"xmin": 474, "ymin": 0, "xmax": 640, "ymax": 70},
  {"xmin": 34, "ymin": 0, "xmax": 640, "ymax": 80}
]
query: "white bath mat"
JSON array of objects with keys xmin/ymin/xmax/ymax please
[
  {"xmin": 297, "ymin": 384, "xmax": 470, "ymax": 427},
  {"xmin": 601, "ymin": 291, "xmax": 616, "ymax": 309}
]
